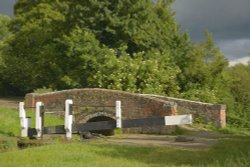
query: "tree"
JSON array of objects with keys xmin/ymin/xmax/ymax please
[
  {"xmin": 0, "ymin": 14, "xmax": 11, "ymax": 95},
  {"xmin": 3, "ymin": 0, "xmax": 231, "ymax": 106},
  {"xmin": 177, "ymin": 32, "xmax": 228, "ymax": 103},
  {"xmin": 63, "ymin": 0, "xmax": 181, "ymax": 55},
  {"xmin": 225, "ymin": 63, "xmax": 250, "ymax": 127},
  {"xmin": 55, "ymin": 27, "xmax": 180, "ymax": 95},
  {"xmin": 3, "ymin": 0, "xmax": 187, "ymax": 95},
  {"xmin": 3, "ymin": 2, "xmax": 66, "ymax": 94}
]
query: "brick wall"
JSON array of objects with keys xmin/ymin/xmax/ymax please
[
  {"xmin": 25, "ymin": 88, "xmax": 177, "ymax": 134},
  {"xmin": 25, "ymin": 88, "xmax": 226, "ymax": 133},
  {"xmin": 143, "ymin": 95, "xmax": 226, "ymax": 128}
]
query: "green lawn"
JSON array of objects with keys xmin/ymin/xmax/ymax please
[
  {"xmin": 0, "ymin": 138, "xmax": 250, "ymax": 167},
  {"xmin": 0, "ymin": 106, "xmax": 64, "ymax": 138},
  {"xmin": 0, "ymin": 106, "xmax": 20, "ymax": 137},
  {"xmin": 0, "ymin": 106, "xmax": 250, "ymax": 167}
]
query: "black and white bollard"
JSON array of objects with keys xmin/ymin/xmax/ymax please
[
  {"xmin": 19, "ymin": 102, "xmax": 28, "ymax": 137},
  {"xmin": 65, "ymin": 99, "xmax": 73, "ymax": 139},
  {"xmin": 115, "ymin": 100, "xmax": 122, "ymax": 128},
  {"xmin": 35, "ymin": 102, "xmax": 44, "ymax": 138}
]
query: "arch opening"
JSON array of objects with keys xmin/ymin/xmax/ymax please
[{"xmin": 87, "ymin": 116, "xmax": 115, "ymax": 136}]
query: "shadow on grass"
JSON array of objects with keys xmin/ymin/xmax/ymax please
[{"xmin": 93, "ymin": 136, "xmax": 250, "ymax": 167}]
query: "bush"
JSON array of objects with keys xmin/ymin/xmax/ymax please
[{"xmin": 33, "ymin": 87, "xmax": 55, "ymax": 94}]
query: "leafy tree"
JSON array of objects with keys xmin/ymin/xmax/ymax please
[
  {"xmin": 0, "ymin": 14, "xmax": 11, "ymax": 95},
  {"xmin": 90, "ymin": 50, "xmax": 180, "ymax": 95},
  {"xmin": 225, "ymin": 63, "xmax": 250, "ymax": 127},
  {"xmin": 57, "ymin": 27, "xmax": 180, "ymax": 95},
  {"xmin": 3, "ymin": 0, "xmax": 187, "ymax": 95},
  {"xmin": 177, "ymin": 32, "xmax": 228, "ymax": 103},
  {"xmin": 63, "ymin": 0, "xmax": 180, "ymax": 54},
  {"xmin": 3, "ymin": 2, "xmax": 66, "ymax": 94}
]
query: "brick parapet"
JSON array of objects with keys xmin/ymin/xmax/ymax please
[{"xmin": 143, "ymin": 95, "xmax": 226, "ymax": 128}]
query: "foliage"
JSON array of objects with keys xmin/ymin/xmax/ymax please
[
  {"xmin": 63, "ymin": 0, "xmax": 180, "ymax": 54},
  {"xmin": 33, "ymin": 87, "xmax": 55, "ymax": 94},
  {"xmin": 224, "ymin": 63, "xmax": 250, "ymax": 128},
  {"xmin": 177, "ymin": 32, "xmax": 228, "ymax": 103},
  {"xmin": 0, "ymin": 14, "xmax": 11, "ymax": 96},
  {"xmin": 2, "ymin": 0, "xmax": 187, "ymax": 96},
  {"xmin": 2, "ymin": 3, "xmax": 66, "ymax": 94},
  {"xmin": 0, "ymin": 14, "xmax": 11, "ymax": 41}
]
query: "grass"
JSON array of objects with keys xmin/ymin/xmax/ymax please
[
  {"xmin": 0, "ymin": 106, "xmax": 20, "ymax": 137},
  {"xmin": 25, "ymin": 109, "xmax": 64, "ymax": 127},
  {"xmin": 0, "ymin": 106, "xmax": 250, "ymax": 167},
  {"xmin": 0, "ymin": 138, "xmax": 250, "ymax": 167},
  {"xmin": 0, "ymin": 106, "xmax": 64, "ymax": 152},
  {"xmin": 0, "ymin": 106, "xmax": 64, "ymax": 137}
]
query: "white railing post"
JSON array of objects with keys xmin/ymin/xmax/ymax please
[
  {"xmin": 65, "ymin": 99, "xmax": 73, "ymax": 139},
  {"xmin": 35, "ymin": 102, "xmax": 43, "ymax": 138},
  {"xmin": 116, "ymin": 100, "xmax": 122, "ymax": 128},
  {"xmin": 19, "ymin": 102, "xmax": 28, "ymax": 137}
]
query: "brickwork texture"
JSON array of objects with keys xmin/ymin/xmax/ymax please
[{"xmin": 25, "ymin": 88, "xmax": 226, "ymax": 135}]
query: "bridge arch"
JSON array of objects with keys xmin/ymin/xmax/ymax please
[{"xmin": 87, "ymin": 114, "xmax": 115, "ymax": 136}]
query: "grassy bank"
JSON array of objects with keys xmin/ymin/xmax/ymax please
[
  {"xmin": 0, "ymin": 106, "xmax": 64, "ymax": 137},
  {"xmin": 0, "ymin": 138, "xmax": 250, "ymax": 167},
  {"xmin": 0, "ymin": 106, "xmax": 64, "ymax": 151},
  {"xmin": 0, "ymin": 106, "xmax": 250, "ymax": 167},
  {"xmin": 0, "ymin": 107, "xmax": 20, "ymax": 137}
]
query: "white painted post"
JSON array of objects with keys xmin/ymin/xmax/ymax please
[
  {"xmin": 19, "ymin": 102, "xmax": 28, "ymax": 137},
  {"xmin": 116, "ymin": 100, "xmax": 122, "ymax": 128},
  {"xmin": 35, "ymin": 102, "xmax": 43, "ymax": 138},
  {"xmin": 65, "ymin": 99, "xmax": 73, "ymax": 139}
]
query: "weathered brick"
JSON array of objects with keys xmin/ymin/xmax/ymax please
[{"xmin": 25, "ymin": 88, "xmax": 177, "ymax": 134}]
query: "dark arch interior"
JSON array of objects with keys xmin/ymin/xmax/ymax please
[{"xmin": 87, "ymin": 116, "xmax": 115, "ymax": 136}]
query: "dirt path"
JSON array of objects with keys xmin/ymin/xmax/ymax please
[
  {"xmin": 106, "ymin": 133, "xmax": 221, "ymax": 150},
  {"xmin": 0, "ymin": 98, "xmax": 21, "ymax": 108}
]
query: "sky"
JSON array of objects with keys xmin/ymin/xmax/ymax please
[
  {"xmin": 0, "ymin": 0, "xmax": 250, "ymax": 66},
  {"xmin": 172, "ymin": 0, "xmax": 250, "ymax": 66}
]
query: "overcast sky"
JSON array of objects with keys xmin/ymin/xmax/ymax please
[
  {"xmin": 172, "ymin": 0, "xmax": 250, "ymax": 65},
  {"xmin": 0, "ymin": 0, "xmax": 250, "ymax": 65}
]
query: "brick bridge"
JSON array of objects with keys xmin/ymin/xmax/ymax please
[{"xmin": 25, "ymin": 88, "xmax": 226, "ymax": 135}]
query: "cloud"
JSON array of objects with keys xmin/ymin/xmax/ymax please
[
  {"xmin": 0, "ymin": 0, "xmax": 16, "ymax": 17},
  {"xmin": 172, "ymin": 0, "xmax": 250, "ymax": 60},
  {"xmin": 173, "ymin": 0, "xmax": 250, "ymax": 41},
  {"xmin": 229, "ymin": 56, "xmax": 250, "ymax": 66},
  {"xmin": 217, "ymin": 39, "xmax": 250, "ymax": 59}
]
